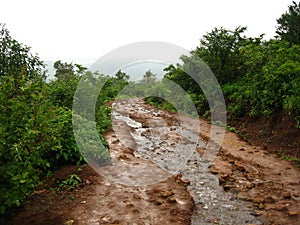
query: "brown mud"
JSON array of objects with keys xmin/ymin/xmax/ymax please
[{"xmin": 9, "ymin": 98, "xmax": 300, "ymax": 225}]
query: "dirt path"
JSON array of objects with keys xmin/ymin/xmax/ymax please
[{"xmin": 9, "ymin": 98, "xmax": 300, "ymax": 225}]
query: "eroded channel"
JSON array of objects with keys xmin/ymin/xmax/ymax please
[{"xmin": 111, "ymin": 98, "xmax": 260, "ymax": 225}]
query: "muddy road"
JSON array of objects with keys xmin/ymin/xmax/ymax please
[{"xmin": 10, "ymin": 98, "xmax": 300, "ymax": 225}]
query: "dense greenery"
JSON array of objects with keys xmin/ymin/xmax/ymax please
[
  {"xmin": 162, "ymin": 3, "xmax": 300, "ymax": 127},
  {"xmin": 0, "ymin": 24, "xmax": 128, "ymax": 222},
  {"xmin": 276, "ymin": 1, "xmax": 300, "ymax": 44}
]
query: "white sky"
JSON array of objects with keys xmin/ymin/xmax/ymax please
[{"xmin": 1, "ymin": 0, "xmax": 290, "ymax": 65}]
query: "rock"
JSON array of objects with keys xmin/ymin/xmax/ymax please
[
  {"xmin": 101, "ymin": 216, "xmax": 111, "ymax": 222},
  {"xmin": 258, "ymin": 203, "xmax": 265, "ymax": 209},
  {"xmin": 183, "ymin": 179, "xmax": 191, "ymax": 186},
  {"xmin": 117, "ymin": 153, "xmax": 130, "ymax": 160},
  {"xmin": 252, "ymin": 197, "xmax": 264, "ymax": 204},
  {"xmin": 154, "ymin": 199, "xmax": 165, "ymax": 205},
  {"xmin": 288, "ymin": 210, "xmax": 300, "ymax": 216},
  {"xmin": 237, "ymin": 192, "xmax": 248, "ymax": 200},
  {"xmin": 202, "ymin": 205, "xmax": 209, "ymax": 210},
  {"xmin": 218, "ymin": 175, "xmax": 226, "ymax": 184},
  {"xmin": 167, "ymin": 197, "xmax": 177, "ymax": 203},
  {"xmin": 170, "ymin": 209, "xmax": 178, "ymax": 216},
  {"xmin": 265, "ymin": 203, "xmax": 277, "ymax": 210},
  {"xmin": 158, "ymin": 190, "xmax": 175, "ymax": 198},
  {"xmin": 275, "ymin": 203, "xmax": 289, "ymax": 211},
  {"xmin": 264, "ymin": 196, "xmax": 276, "ymax": 204},
  {"xmin": 209, "ymin": 166, "xmax": 220, "ymax": 174},
  {"xmin": 234, "ymin": 161, "xmax": 246, "ymax": 172},
  {"xmin": 283, "ymin": 191, "xmax": 291, "ymax": 199}
]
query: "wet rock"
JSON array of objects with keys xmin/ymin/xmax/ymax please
[
  {"xmin": 283, "ymin": 191, "xmax": 292, "ymax": 199},
  {"xmin": 153, "ymin": 198, "xmax": 164, "ymax": 205},
  {"xmin": 264, "ymin": 196, "xmax": 276, "ymax": 204},
  {"xmin": 234, "ymin": 161, "xmax": 246, "ymax": 172},
  {"xmin": 288, "ymin": 210, "xmax": 300, "ymax": 216},
  {"xmin": 85, "ymin": 179, "xmax": 91, "ymax": 185},
  {"xmin": 159, "ymin": 190, "xmax": 175, "ymax": 198},
  {"xmin": 170, "ymin": 209, "xmax": 178, "ymax": 216},
  {"xmin": 183, "ymin": 179, "xmax": 191, "ymax": 186},
  {"xmin": 167, "ymin": 197, "xmax": 177, "ymax": 203},
  {"xmin": 202, "ymin": 205, "xmax": 209, "ymax": 210},
  {"xmin": 252, "ymin": 197, "xmax": 264, "ymax": 204},
  {"xmin": 237, "ymin": 192, "xmax": 248, "ymax": 200},
  {"xmin": 275, "ymin": 203, "xmax": 289, "ymax": 211},
  {"xmin": 117, "ymin": 153, "xmax": 130, "ymax": 160},
  {"xmin": 258, "ymin": 203, "xmax": 265, "ymax": 209}
]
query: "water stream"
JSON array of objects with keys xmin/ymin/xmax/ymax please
[{"xmin": 111, "ymin": 99, "xmax": 261, "ymax": 225}]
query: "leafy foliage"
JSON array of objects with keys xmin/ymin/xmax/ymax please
[
  {"xmin": 0, "ymin": 25, "xmax": 128, "ymax": 222},
  {"xmin": 192, "ymin": 26, "xmax": 263, "ymax": 85},
  {"xmin": 276, "ymin": 1, "xmax": 300, "ymax": 44},
  {"xmin": 59, "ymin": 174, "xmax": 82, "ymax": 191}
]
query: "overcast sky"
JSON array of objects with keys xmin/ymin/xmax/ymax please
[{"xmin": 1, "ymin": 0, "xmax": 290, "ymax": 65}]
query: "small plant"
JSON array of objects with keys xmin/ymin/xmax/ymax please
[
  {"xmin": 277, "ymin": 150, "xmax": 300, "ymax": 167},
  {"xmin": 68, "ymin": 194, "xmax": 75, "ymax": 200},
  {"xmin": 59, "ymin": 174, "xmax": 82, "ymax": 190}
]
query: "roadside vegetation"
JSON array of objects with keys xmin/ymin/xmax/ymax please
[{"xmin": 0, "ymin": 24, "xmax": 128, "ymax": 223}]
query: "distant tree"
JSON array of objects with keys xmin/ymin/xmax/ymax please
[
  {"xmin": 114, "ymin": 69, "xmax": 129, "ymax": 81},
  {"xmin": 276, "ymin": 1, "xmax": 300, "ymax": 44},
  {"xmin": 53, "ymin": 60, "xmax": 87, "ymax": 80},
  {"xmin": 141, "ymin": 70, "xmax": 157, "ymax": 84}
]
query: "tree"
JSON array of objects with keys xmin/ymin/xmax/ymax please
[
  {"xmin": 114, "ymin": 69, "xmax": 129, "ymax": 81},
  {"xmin": 53, "ymin": 60, "xmax": 87, "ymax": 80},
  {"xmin": 276, "ymin": 1, "xmax": 300, "ymax": 44},
  {"xmin": 0, "ymin": 23, "xmax": 45, "ymax": 81},
  {"xmin": 192, "ymin": 27, "xmax": 262, "ymax": 84},
  {"xmin": 141, "ymin": 70, "xmax": 157, "ymax": 84},
  {"xmin": 48, "ymin": 61, "xmax": 87, "ymax": 109}
]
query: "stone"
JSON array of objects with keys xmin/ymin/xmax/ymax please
[
  {"xmin": 288, "ymin": 210, "xmax": 300, "ymax": 216},
  {"xmin": 234, "ymin": 161, "xmax": 246, "ymax": 172},
  {"xmin": 159, "ymin": 190, "xmax": 174, "ymax": 198},
  {"xmin": 258, "ymin": 203, "xmax": 265, "ymax": 209},
  {"xmin": 264, "ymin": 196, "xmax": 276, "ymax": 204},
  {"xmin": 237, "ymin": 192, "xmax": 248, "ymax": 200},
  {"xmin": 283, "ymin": 191, "xmax": 291, "ymax": 199},
  {"xmin": 275, "ymin": 203, "xmax": 289, "ymax": 211},
  {"xmin": 252, "ymin": 197, "xmax": 264, "ymax": 204},
  {"xmin": 183, "ymin": 179, "xmax": 191, "ymax": 185}
]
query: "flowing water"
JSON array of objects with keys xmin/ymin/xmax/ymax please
[{"xmin": 111, "ymin": 99, "xmax": 261, "ymax": 225}]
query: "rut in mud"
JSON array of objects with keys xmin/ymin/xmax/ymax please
[{"xmin": 9, "ymin": 98, "xmax": 300, "ymax": 225}]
